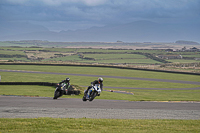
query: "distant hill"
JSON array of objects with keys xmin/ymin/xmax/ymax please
[
  {"xmin": 0, "ymin": 20, "xmax": 199, "ymax": 43},
  {"xmin": 0, "ymin": 21, "xmax": 49, "ymax": 37},
  {"xmin": 175, "ymin": 40, "xmax": 200, "ymax": 45}
]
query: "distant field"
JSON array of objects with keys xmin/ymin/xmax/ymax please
[
  {"xmin": 82, "ymin": 53, "xmax": 146, "ymax": 59},
  {"xmin": 0, "ymin": 50, "xmax": 26, "ymax": 55},
  {"xmin": 43, "ymin": 55, "xmax": 83, "ymax": 62},
  {"xmin": 76, "ymin": 48, "xmax": 134, "ymax": 53},
  {"xmin": 182, "ymin": 54, "xmax": 200, "ymax": 58},
  {"xmin": 43, "ymin": 53, "xmax": 161, "ymax": 64},
  {"xmin": 0, "ymin": 57, "xmax": 29, "ymax": 61},
  {"xmin": 0, "ymin": 41, "xmax": 200, "ymax": 73},
  {"xmin": 0, "ymin": 47, "xmax": 162, "ymax": 65},
  {"xmin": 168, "ymin": 59, "xmax": 200, "ymax": 63},
  {"xmin": 78, "ymin": 58, "xmax": 161, "ymax": 64}
]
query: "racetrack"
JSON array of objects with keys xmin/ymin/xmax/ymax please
[
  {"xmin": 0, "ymin": 69, "xmax": 200, "ymax": 119},
  {"xmin": 0, "ymin": 96, "xmax": 200, "ymax": 119}
]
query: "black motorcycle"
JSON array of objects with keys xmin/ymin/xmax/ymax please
[{"xmin": 53, "ymin": 83, "xmax": 70, "ymax": 99}]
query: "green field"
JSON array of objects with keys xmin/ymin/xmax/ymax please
[
  {"xmin": 78, "ymin": 58, "xmax": 161, "ymax": 64},
  {"xmin": 168, "ymin": 59, "xmax": 200, "ymax": 63},
  {"xmin": 43, "ymin": 55, "xmax": 84, "ymax": 62},
  {"xmin": 0, "ymin": 50, "xmax": 26, "ymax": 55},
  {"xmin": 0, "ymin": 118, "xmax": 199, "ymax": 133},
  {"xmin": 0, "ymin": 65, "xmax": 199, "ymax": 82},
  {"xmin": 0, "ymin": 65, "xmax": 200, "ymax": 101},
  {"xmin": 1, "ymin": 85, "xmax": 200, "ymax": 101},
  {"xmin": 82, "ymin": 54, "xmax": 146, "ymax": 59}
]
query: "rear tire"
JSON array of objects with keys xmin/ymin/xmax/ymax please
[{"xmin": 64, "ymin": 89, "xmax": 69, "ymax": 95}]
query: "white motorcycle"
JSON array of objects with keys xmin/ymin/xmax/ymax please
[{"xmin": 82, "ymin": 84, "xmax": 101, "ymax": 101}]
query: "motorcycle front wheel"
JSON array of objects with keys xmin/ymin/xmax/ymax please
[
  {"xmin": 89, "ymin": 92, "xmax": 97, "ymax": 101},
  {"xmin": 82, "ymin": 92, "xmax": 87, "ymax": 101},
  {"xmin": 53, "ymin": 90, "xmax": 60, "ymax": 99}
]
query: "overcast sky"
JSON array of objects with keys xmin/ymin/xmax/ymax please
[{"xmin": 0, "ymin": 0, "xmax": 200, "ymax": 31}]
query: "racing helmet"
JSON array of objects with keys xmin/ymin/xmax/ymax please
[
  {"xmin": 66, "ymin": 77, "xmax": 70, "ymax": 82},
  {"xmin": 98, "ymin": 77, "xmax": 103, "ymax": 83}
]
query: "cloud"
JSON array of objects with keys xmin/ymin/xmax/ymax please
[
  {"xmin": 0, "ymin": 0, "xmax": 199, "ymax": 31},
  {"xmin": 76, "ymin": 0, "xmax": 108, "ymax": 6},
  {"xmin": 1, "ymin": 0, "xmax": 28, "ymax": 4},
  {"xmin": 0, "ymin": 0, "xmax": 108, "ymax": 6}
]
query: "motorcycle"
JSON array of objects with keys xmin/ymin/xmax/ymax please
[
  {"xmin": 53, "ymin": 83, "xmax": 69, "ymax": 99},
  {"xmin": 82, "ymin": 84, "xmax": 101, "ymax": 101}
]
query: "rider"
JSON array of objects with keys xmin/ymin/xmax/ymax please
[
  {"xmin": 85, "ymin": 77, "xmax": 103, "ymax": 95},
  {"xmin": 59, "ymin": 77, "xmax": 70, "ymax": 95}
]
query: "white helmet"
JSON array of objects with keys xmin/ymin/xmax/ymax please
[{"xmin": 98, "ymin": 77, "xmax": 103, "ymax": 83}]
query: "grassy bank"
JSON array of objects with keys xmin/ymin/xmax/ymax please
[
  {"xmin": 1, "ymin": 85, "xmax": 200, "ymax": 101},
  {"xmin": 0, "ymin": 118, "xmax": 199, "ymax": 133},
  {"xmin": 1, "ymin": 71, "xmax": 199, "ymax": 88},
  {"xmin": 0, "ymin": 65, "xmax": 200, "ymax": 82},
  {"xmin": 0, "ymin": 65, "xmax": 200, "ymax": 101}
]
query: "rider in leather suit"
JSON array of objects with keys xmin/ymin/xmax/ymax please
[
  {"xmin": 85, "ymin": 77, "xmax": 103, "ymax": 94},
  {"xmin": 59, "ymin": 77, "xmax": 70, "ymax": 95}
]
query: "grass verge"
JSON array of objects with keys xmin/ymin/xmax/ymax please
[
  {"xmin": 0, "ymin": 118, "xmax": 199, "ymax": 133},
  {"xmin": 0, "ymin": 72, "xmax": 200, "ymax": 89}
]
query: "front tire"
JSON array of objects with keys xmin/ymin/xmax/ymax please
[
  {"xmin": 53, "ymin": 91, "xmax": 60, "ymax": 99},
  {"xmin": 82, "ymin": 92, "xmax": 87, "ymax": 101},
  {"xmin": 82, "ymin": 96, "xmax": 87, "ymax": 101},
  {"xmin": 89, "ymin": 92, "xmax": 97, "ymax": 101}
]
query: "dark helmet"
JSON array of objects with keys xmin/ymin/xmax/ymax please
[
  {"xmin": 66, "ymin": 77, "xmax": 70, "ymax": 82},
  {"xmin": 98, "ymin": 77, "xmax": 103, "ymax": 83}
]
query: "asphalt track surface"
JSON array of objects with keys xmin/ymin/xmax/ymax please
[
  {"xmin": 1, "ymin": 96, "xmax": 200, "ymax": 119},
  {"xmin": 0, "ymin": 69, "xmax": 200, "ymax": 119}
]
